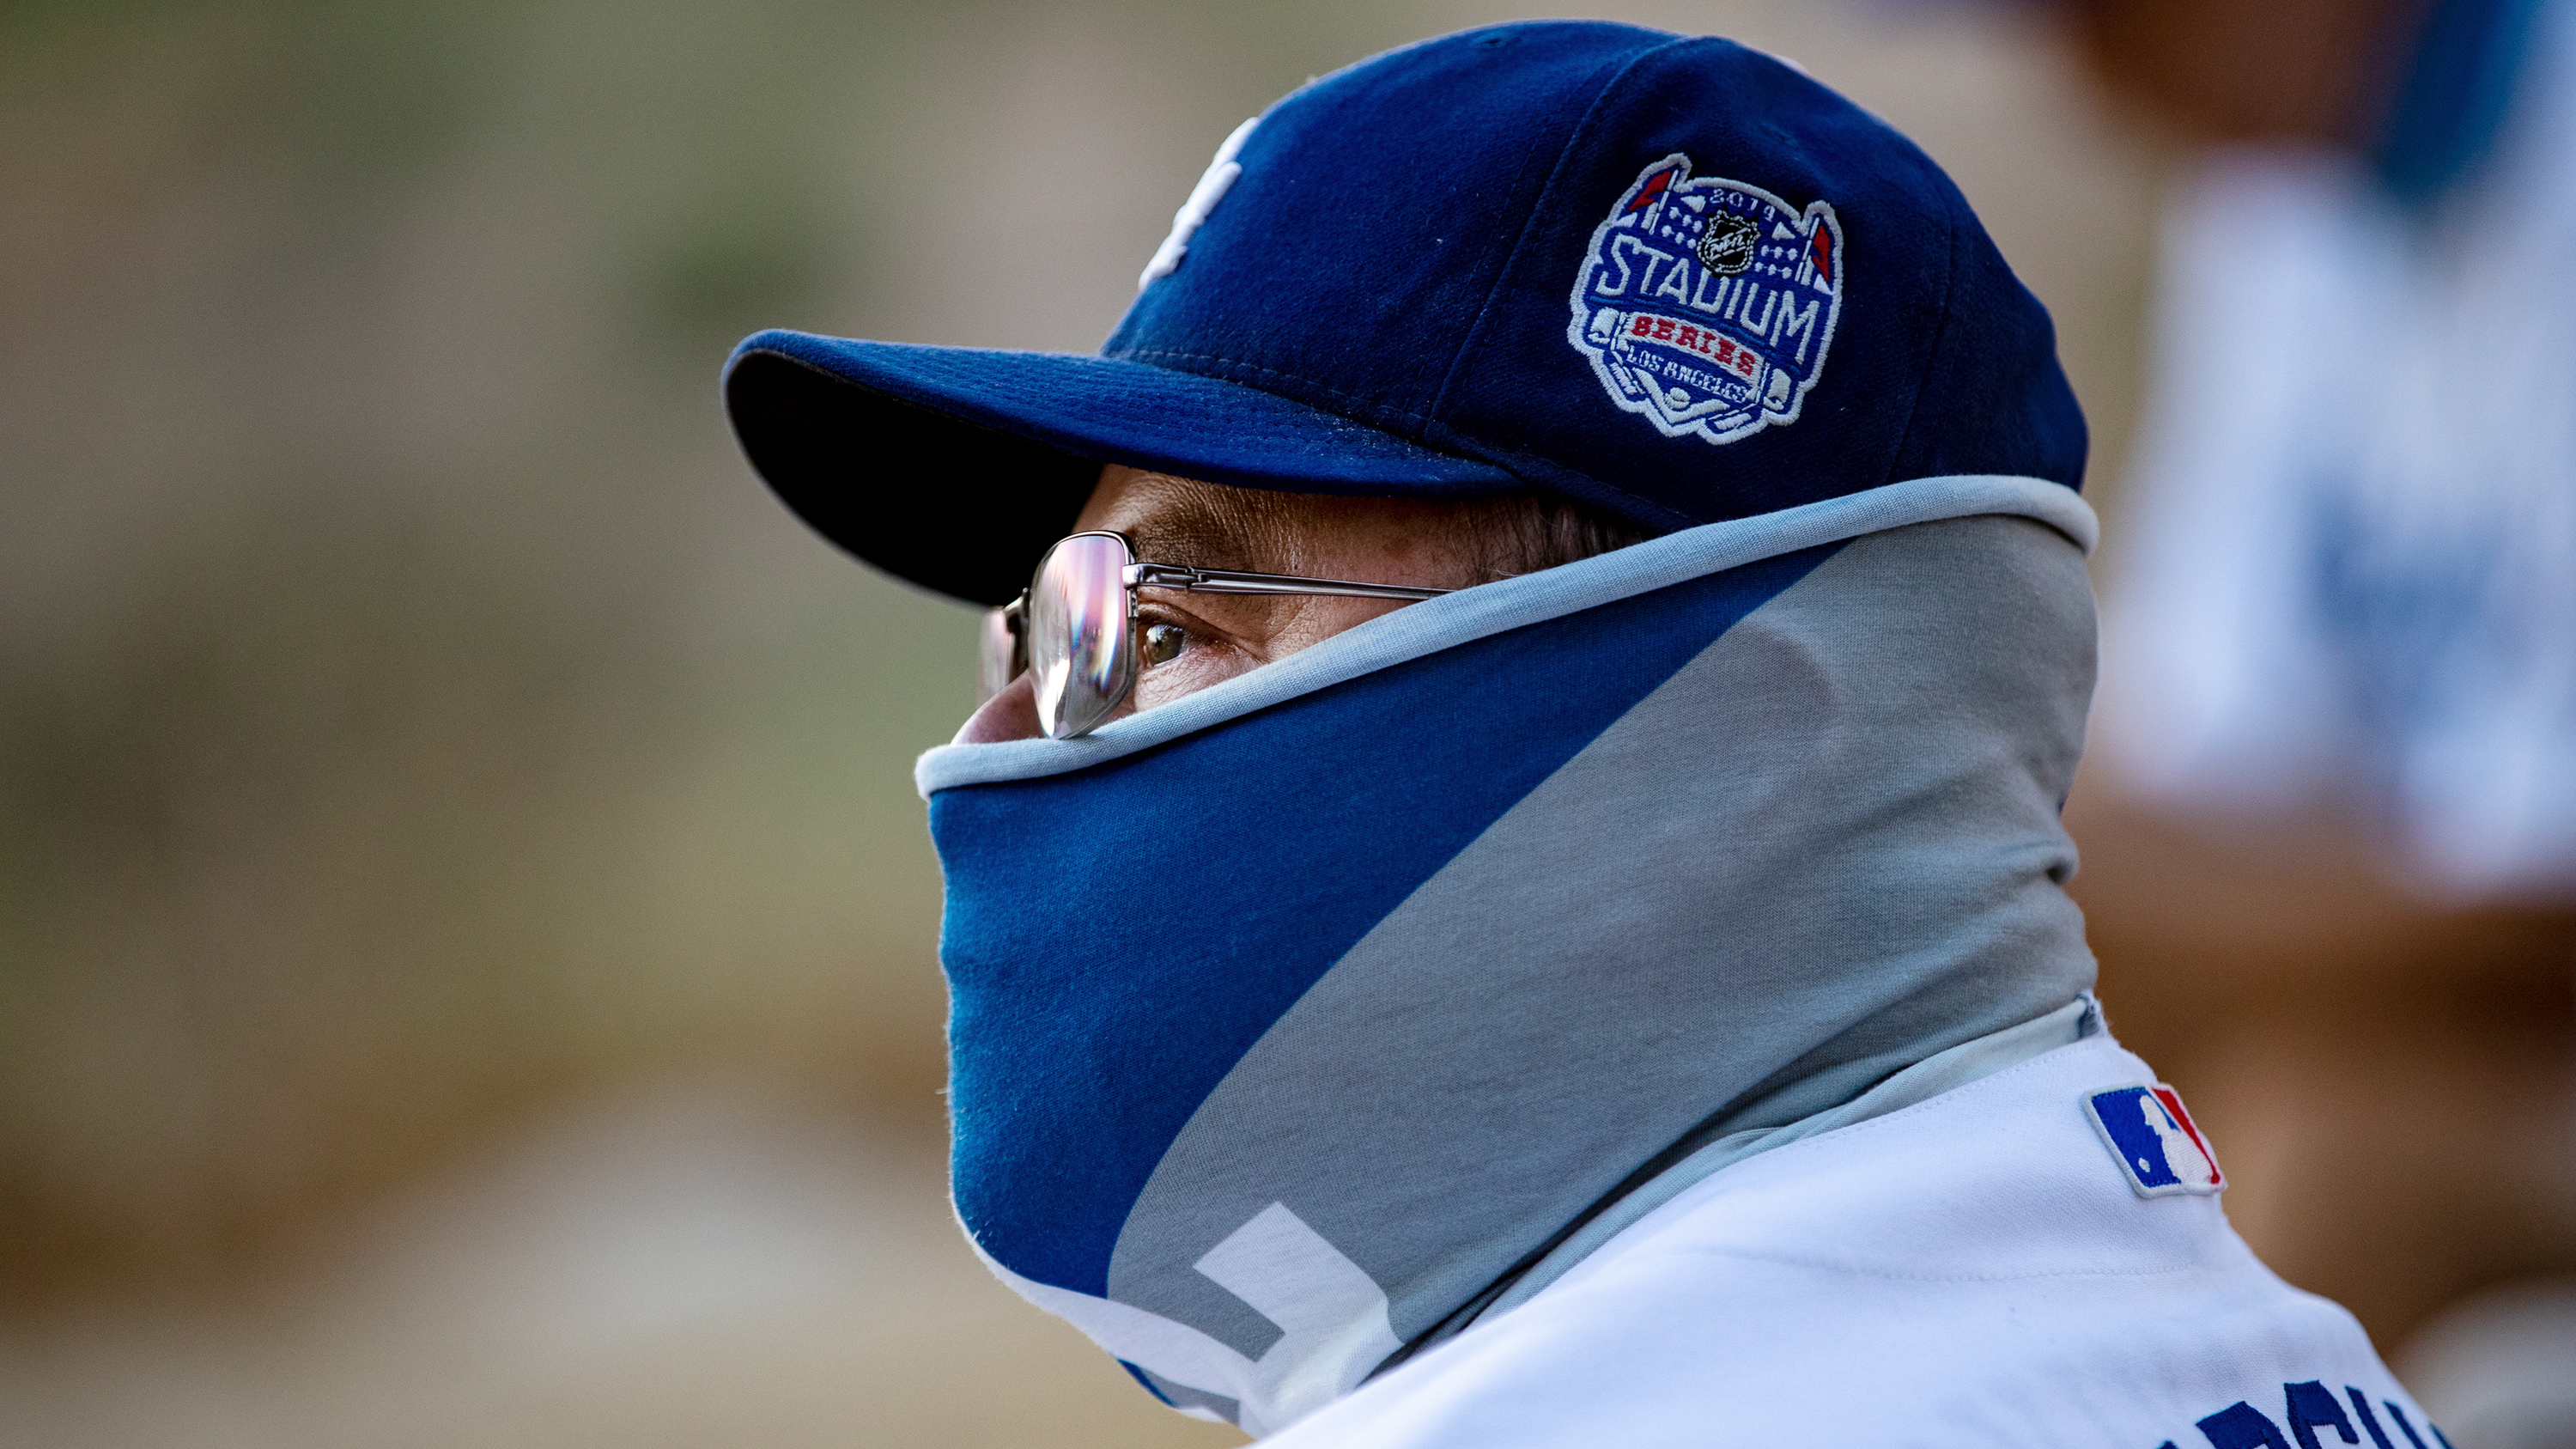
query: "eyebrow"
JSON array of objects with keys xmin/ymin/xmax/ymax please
[{"xmin": 1122, "ymin": 489, "xmax": 1279, "ymax": 575}]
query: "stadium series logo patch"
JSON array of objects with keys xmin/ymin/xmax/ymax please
[
  {"xmin": 2085, "ymin": 1084, "xmax": 2225, "ymax": 1198},
  {"xmin": 1567, "ymin": 154, "xmax": 1844, "ymax": 446}
]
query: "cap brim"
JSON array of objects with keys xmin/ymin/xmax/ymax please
[{"xmin": 723, "ymin": 329, "xmax": 1525, "ymax": 607}]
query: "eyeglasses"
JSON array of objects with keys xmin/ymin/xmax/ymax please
[{"xmin": 979, "ymin": 531, "xmax": 1452, "ymax": 739}]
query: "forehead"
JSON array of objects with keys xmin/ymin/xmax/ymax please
[{"xmin": 1073, "ymin": 467, "xmax": 1289, "ymax": 571}]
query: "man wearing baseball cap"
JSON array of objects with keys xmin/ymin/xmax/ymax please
[{"xmin": 725, "ymin": 22, "xmax": 2427, "ymax": 1446}]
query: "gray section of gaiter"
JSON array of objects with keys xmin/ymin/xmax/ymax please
[
  {"xmin": 1136, "ymin": 1368, "xmax": 1241, "ymax": 1426},
  {"xmin": 1100, "ymin": 514, "xmax": 2099, "ymax": 1354}
]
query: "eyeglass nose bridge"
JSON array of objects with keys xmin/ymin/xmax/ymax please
[{"xmin": 975, "ymin": 595, "xmax": 1028, "ymax": 706}]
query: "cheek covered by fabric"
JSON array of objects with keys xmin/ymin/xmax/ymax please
[
  {"xmin": 924, "ymin": 513, "xmax": 2097, "ymax": 1430},
  {"xmin": 929, "ymin": 541, "xmax": 1838, "ymax": 1300}
]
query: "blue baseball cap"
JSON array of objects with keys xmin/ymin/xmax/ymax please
[{"xmin": 724, "ymin": 20, "xmax": 2084, "ymax": 606}]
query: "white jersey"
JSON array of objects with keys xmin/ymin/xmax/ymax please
[
  {"xmin": 1267, "ymin": 1032, "xmax": 2424, "ymax": 1449},
  {"xmin": 2094, "ymin": 0, "xmax": 2576, "ymax": 898}
]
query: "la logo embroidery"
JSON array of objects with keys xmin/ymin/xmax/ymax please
[
  {"xmin": 2085, "ymin": 1084, "xmax": 2226, "ymax": 1198},
  {"xmin": 1139, "ymin": 117, "xmax": 1260, "ymax": 290},
  {"xmin": 1566, "ymin": 153, "xmax": 1844, "ymax": 445}
]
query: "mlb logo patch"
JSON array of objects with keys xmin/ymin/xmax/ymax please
[
  {"xmin": 1565, "ymin": 153, "xmax": 1844, "ymax": 447},
  {"xmin": 2085, "ymin": 1084, "xmax": 2224, "ymax": 1197}
]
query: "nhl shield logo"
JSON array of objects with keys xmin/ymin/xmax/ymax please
[{"xmin": 1566, "ymin": 154, "xmax": 1844, "ymax": 445}]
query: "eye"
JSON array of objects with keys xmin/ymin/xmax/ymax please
[{"xmin": 1139, "ymin": 622, "xmax": 1188, "ymax": 667}]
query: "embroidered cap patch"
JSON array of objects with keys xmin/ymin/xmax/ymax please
[
  {"xmin": 1139, "ymin": 117, "xmax": 1259, "ymax": 291},
  {"xmin": 2086, "ymin": 1084, "xmax": 2225, "ymax": 1197},
  {"xmin": 1566, "ymin": 153, "xmax": 1844, "ymax": 445}
]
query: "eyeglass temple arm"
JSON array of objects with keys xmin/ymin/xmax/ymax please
[{"xmin": 1125, "ymin": 563, "xmax": 1449, "ymax": 601}]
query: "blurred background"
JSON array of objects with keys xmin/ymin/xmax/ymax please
[{"xmin": 1, "ymin": 0, "xmax": 2568, "ymax": 1446}]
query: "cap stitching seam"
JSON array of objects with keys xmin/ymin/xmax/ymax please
[
  {"xmin": 1121, "ymin": 347, "xmax": 1444, "ymax": 428},
  {"xmin": 1426, "ymin": 36, "xmax": 1700, "ymax": 423},
  {"xmin": 1122, "ymin": 345, "xmax": 1699, "ymax": 527},
  {"xmin": 1422, "ymin": 43, "xmax": 1660, "ymax": 422},
  {"xmin": 1878, "ymin": 190, "xmax": 1963, "ymax": 490}
]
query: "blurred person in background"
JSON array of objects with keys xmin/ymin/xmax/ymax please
[
  {"xmin": 730, "ymin": 22, "xmax": 2430, "ymax": 1446},
  {"xmin": 2062, "ymin": 0, "xmax": 2576, "ymax": 1432}
]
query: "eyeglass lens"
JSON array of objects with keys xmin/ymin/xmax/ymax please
[{"xmin": 1027, "ymin": 533, "xmax": 1133, "ymax": 739}]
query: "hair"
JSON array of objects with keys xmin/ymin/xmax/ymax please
[
  {"xmin": 1454, "ymin": 491, "xmax": 1656, "ymax": 583},
  {"xmin": 1112, "ymin": 469, "xmax": 1654, "ymax": 588}
]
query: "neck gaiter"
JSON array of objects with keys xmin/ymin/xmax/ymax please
[{"xmin": 915, "ymin": 475, "xmax": 2099, "ymax": 1434}]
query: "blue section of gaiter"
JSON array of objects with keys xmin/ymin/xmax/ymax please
[{"xmin": 928, "ymin": 541, "xmax": 1839, "ymax": 1296}]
